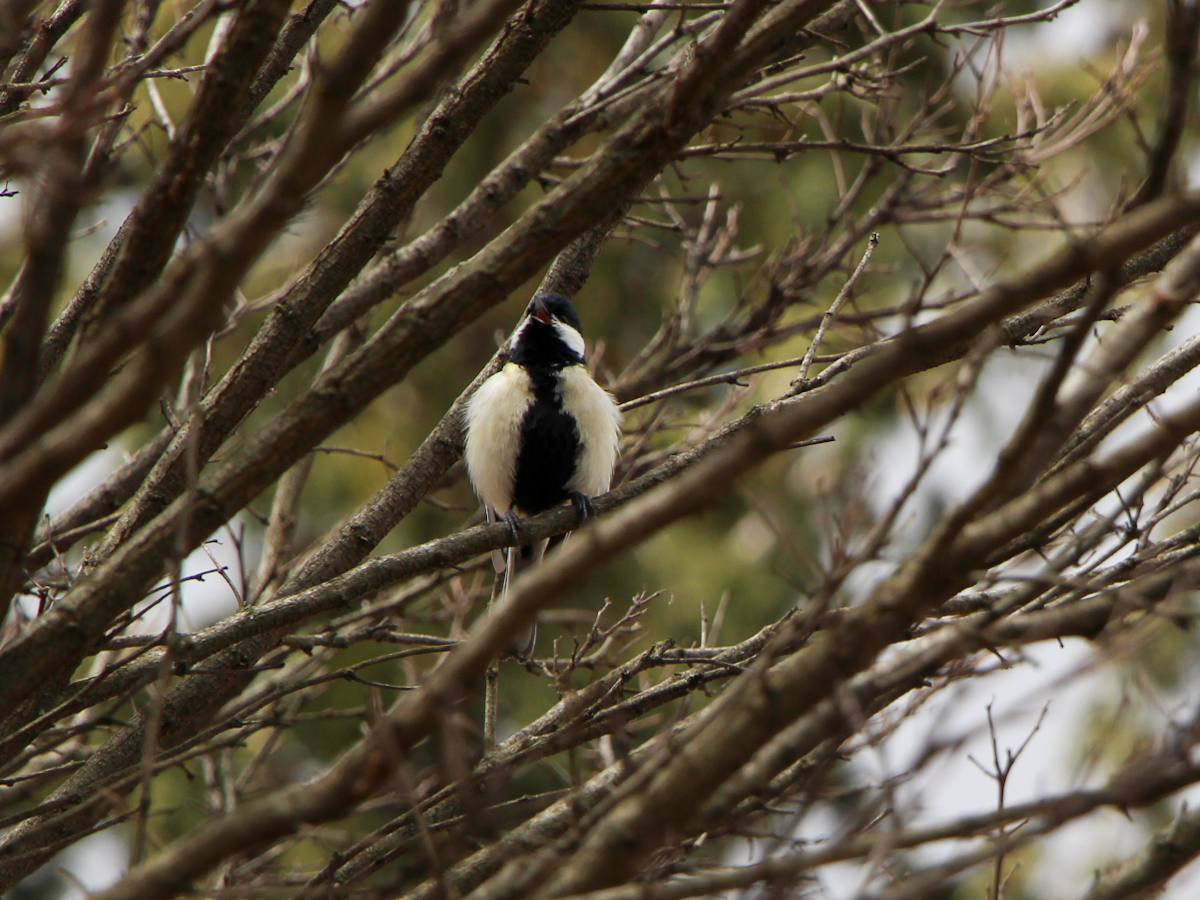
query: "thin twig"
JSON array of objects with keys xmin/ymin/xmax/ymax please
[{"xmin": 793, "ymin": 232, "xmax": 879, "ymax": 387}]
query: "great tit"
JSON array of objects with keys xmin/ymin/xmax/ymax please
[{"xmin": 464, "ymin": 293, "xmax": 622, "ymax": 657}]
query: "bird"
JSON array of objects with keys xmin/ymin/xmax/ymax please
[{"xmin": 463, "ymin": 292, "xmax": 622, "ymax": 657}]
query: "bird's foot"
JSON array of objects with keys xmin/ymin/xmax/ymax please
[
  {"xmin": 568, "ymin": 491, "xmax": 595, "ymax": 522},
  {"xmin": 502, "ymin": 509, "xmax": 524, "ymax": 544}
]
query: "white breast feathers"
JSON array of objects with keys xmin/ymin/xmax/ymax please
[
  {"xmin": 559, "ymin": 365, "xmax": 623, "ymax": 497},
  {"xmin": 464, "ymin": 363, "xmax": 533, "ymax": 514}
]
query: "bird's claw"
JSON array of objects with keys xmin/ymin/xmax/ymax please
[
  {"xmin": 568, "ymin": 492, "xmax": 595, "ymax": 522},
  {"xmin": 503, "ymin": 509, "xmax": 524, "ymax": 544}
]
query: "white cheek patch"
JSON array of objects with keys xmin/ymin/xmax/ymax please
[
  {"xmin": 510, "ymin": 316, "xmax": 533, "ymax": 346},
  {"xmin": 552, "ymin": 318, "xmax": 586, "ymax": 360}
]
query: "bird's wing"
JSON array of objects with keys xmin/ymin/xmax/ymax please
[
  {"xmin": 464, "ymin": 364, "xmax": 530, "ymax": 513},
  {"xmin": 559, "ymin": 366, "xmax": 623, "ymax": 497}
]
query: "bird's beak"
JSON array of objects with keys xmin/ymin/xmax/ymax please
[{"xmin": 531, "ymin": 297, "xmax": 551, "ymax": 324}]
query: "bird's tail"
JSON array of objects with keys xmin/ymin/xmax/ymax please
[
  {"xmin": 501, "ymin": 540, "xmax": 546, "ymax": 658},
  {"xmin": 490, "ymin": 514, "xmax": 546, "ymax": 659}
]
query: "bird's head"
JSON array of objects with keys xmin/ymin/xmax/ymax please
[{"xmin": 510, "ymin": 293, "xmax": 586, "ymax": 369}]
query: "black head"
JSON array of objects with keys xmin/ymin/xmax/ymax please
[
  {"xmin": 510, "ymin": 293, "xmax": 586, "ymax": 370},
  {"xmin": 531, "ymin": 293, "xmax": 582, "ymax": 332}
]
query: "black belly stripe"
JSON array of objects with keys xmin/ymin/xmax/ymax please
[{"xmin": 512, "ymin": 367, "xmax": 579, "ymax": 515}]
